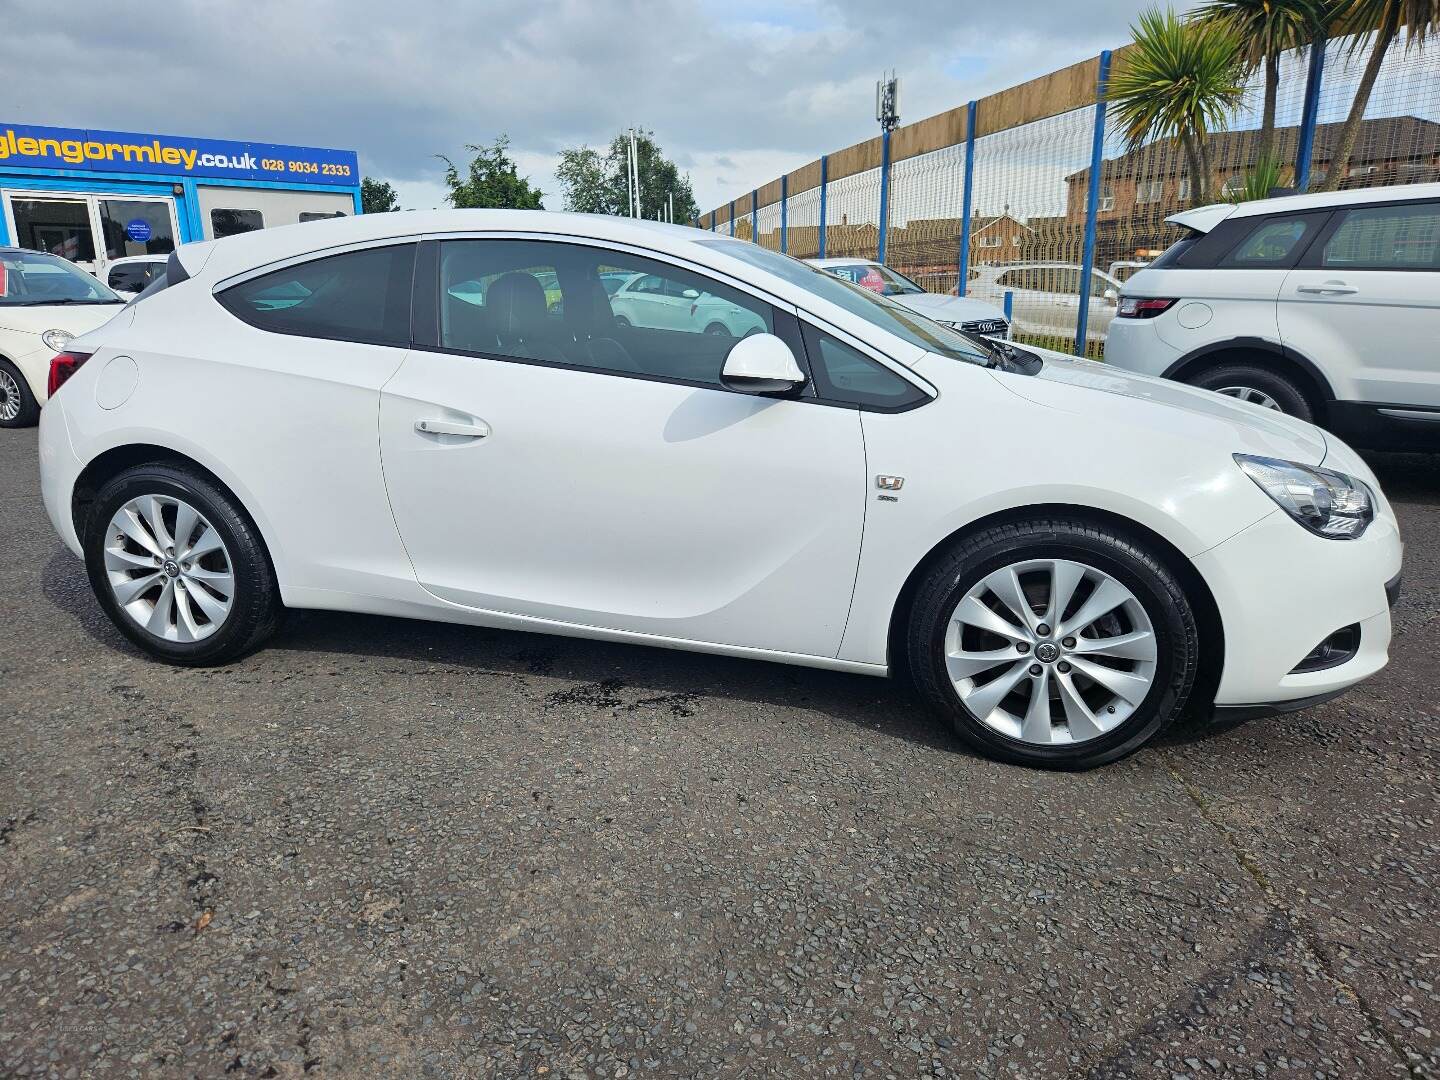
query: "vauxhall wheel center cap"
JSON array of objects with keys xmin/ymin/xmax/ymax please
[
  {"xmin": 1035, "ymin": 642, "xmax": 1060, "ymax": 663},
  {"xmin": 162, "ymin": 559, "xmax": 181, "ymax": 578}
]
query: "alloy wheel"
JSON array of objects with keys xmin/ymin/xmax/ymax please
[
  {"xmin": 945, "ymin": 558, "xmax": 1157, "ymax": 745},
  {"xmin": 103, "ymin": 495, "xmax": 235, "ymax": 642},
  {"xmin": 1216, "ymin": 385, "xmax": 1281, "ymax": 411},
  {"xmin": 0, "ymin": 369, "xmax": 20, "ymax": 422}
]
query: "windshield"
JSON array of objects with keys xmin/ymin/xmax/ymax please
[
  {"xmin": 698, "ymin": 239, "xmax": 989, "ymax": 366},
  {"xmin": 823, "ymin": 261, "xmax": 925, "ymax": 296},
  {"xmin": 0, "ymin": 250, "xmax": 122, "ymax": 306}
]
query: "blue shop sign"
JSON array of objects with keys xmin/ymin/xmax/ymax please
[{"xmin": 0, "ymin": 122, "xmax": 358, "ymax": 187}]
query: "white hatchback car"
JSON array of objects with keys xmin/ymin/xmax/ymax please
[
  {"xmin": 1105, "ymin": 184, "xmax": 1440, "ymax": 451},
  {"xmin": 39, "ymin": 211, "xmax": 1401, "ymax": 769},
  {"xmin": 807, "ymin": 258, "xmax": 1011, "ymax": 338},
  {"xmin": 0, "ymin": 248, "xmax": 127, "ymax": 427},
  {"xmin": 608, "ymin": 270, "xmax": 765, "ymax": 337}
]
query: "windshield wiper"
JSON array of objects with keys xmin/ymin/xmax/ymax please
[{"xmin": 15, "ymin": 297, "xmax": 124, "ymax": 306}]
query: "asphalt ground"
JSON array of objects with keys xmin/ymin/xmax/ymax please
[{"xmin": 1, "ymin": 426, "xmax": 1437, "ymax": 1079}]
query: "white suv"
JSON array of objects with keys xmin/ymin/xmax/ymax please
[{"xmin": 1105, "ymin": 183, "xmax": 1440, "ymax": 450}]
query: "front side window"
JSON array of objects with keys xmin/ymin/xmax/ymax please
[
  {"xmin": 212, "ymin": 209, "xmax": 264, "ymax": 238},
  {"xmin": 698, "ymin": 239, "xmax": 989, "ymax": 367},
  {"xmin": 1321, "ymin": 203, "xmax": 1440, "ymax": 270},
  {"xmin": 803, "ymin": 325, "xmax": 928, "ymax": 411},
  {"xmin": 436, "ymin": 239, "xmax": 776, "ymax": 388},
  {"xmin": 218, "ymin": 243, "xmax": 416, "ymax": 346},
  {"xmin": 108, "ymin": 263, "xmax": 157, "ymax": 293}
]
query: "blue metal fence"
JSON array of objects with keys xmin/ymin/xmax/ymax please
[{"xmin": 700, "ymin": 31, "xmax": 1440, "ymax": 357}]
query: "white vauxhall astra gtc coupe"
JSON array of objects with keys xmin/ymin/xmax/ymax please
[{"xmin": 38, "ymin": 211, "xmax": 1402, "ymax": 769}]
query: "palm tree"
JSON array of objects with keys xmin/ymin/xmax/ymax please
[
  {"xmin": 1193, "ymin": 0, "xmax": 1329, "ymax": 163},
  {"xmin": 1315, "ymin": 0, "xmax": 1440, "ymax": 191},
  {"xmin": 1109, "ymin": 8, "xmax": 1250, "ymax": 207}
]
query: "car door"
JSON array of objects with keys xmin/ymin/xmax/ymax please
[
  {"xmin": 1278, "ymin": 198, "xmax": 1440, "ymax": 408},
  {"xmin": 378, "ymin": 236, "xmax": 869, "ymax": 658}
]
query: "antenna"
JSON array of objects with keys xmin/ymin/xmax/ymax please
[{"xmin": 876, "ymin": 72, "xmax": 900, "ymax": 132}]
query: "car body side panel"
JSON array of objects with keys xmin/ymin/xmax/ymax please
[
  {"xmin": 838, "ymin": 361, "xmax": 1283, "ymax": 666},
  {"xmin": 56, "ymin": 284, "xmax": 421, "ymax": 605}
]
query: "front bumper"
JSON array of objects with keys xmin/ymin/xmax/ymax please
[{"xmin": 1192, "ymin": 507, "xmax": 1402, "ymax": 707}]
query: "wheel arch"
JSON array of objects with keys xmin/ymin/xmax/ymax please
[
  {"xmin": 1161, "ymin": 338, "xmax": 1334, "ymax": 417},
  {"xmin": 71, "ymin": 443, "xmax": 281, "ymax": 583},
  {"xmin": 886, "ymin": 502, "xmax": 1224, "ymax": 710}
]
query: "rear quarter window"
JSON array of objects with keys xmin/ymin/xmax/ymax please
[{"xmin": 218, "ymin": 244, "xmax": 417, "ymax": 347}]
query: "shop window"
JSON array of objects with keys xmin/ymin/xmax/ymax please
[
  {"xmin": 212, "ymin": 209, "xmax": 264, "ymax": 238},
  {"xmin": 300, "ymin": 211, "xmax": 349, "ymax": 223}
]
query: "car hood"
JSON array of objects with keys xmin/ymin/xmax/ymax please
[
  {"xmin": 893, "ymin": 292, "xmax": 1007, "ymax": 323},
  {"xmin": 0, "ymin": 304, "xmax": 125, "ymax": 338},
  {"xmin": 976, "ymin": 347, "xmax": 1329, "ymax": 465}
]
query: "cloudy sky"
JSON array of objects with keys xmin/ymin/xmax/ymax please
[{"xmin": 5, "ymin": 0, "xmax": 1206, "ymax": 216}]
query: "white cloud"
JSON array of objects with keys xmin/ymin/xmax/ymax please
[{"xmin": 1, "ymin": 0, "xmax": 1205, "ymax": 216}]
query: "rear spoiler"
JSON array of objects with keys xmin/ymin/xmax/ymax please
[{"xmin": 1164, "ymin": 203, "xmax": 1237, "ymax": 235}]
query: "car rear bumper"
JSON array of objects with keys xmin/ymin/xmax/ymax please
[
  {"xmin": 38, "ymin": 396, "xmax": 85, "ymax": 557},
  {"xmin": 1101, "ymin": 316, "xmax": 1179, "ymax": 375}
]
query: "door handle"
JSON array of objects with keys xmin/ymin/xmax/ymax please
[
  {"xmin": 1296, "ymin": 281, "xmax": 1358, "ymax": 295},
  {"xmin": 415, "ymin": 418, "xmax": 491, "ymax": 439}
]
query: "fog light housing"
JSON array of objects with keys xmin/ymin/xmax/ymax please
[{"xmin": 1291, "ymin": 623, "xmax": 1361, "ymax": 673}]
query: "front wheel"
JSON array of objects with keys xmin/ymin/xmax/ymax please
[
  {"xmin": 907, "ymin": 518, "xmax": 1199, "ymax": 769},
  {"xmin": 0, "ymin": 360, "xmax": 40, "ymax": 428},
  {"xmin": 84, "ymin": 464, "xmax": 283, "ymax": 665}
]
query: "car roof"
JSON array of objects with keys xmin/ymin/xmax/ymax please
[
  {"xmin": 108, "ymin": 254, "xmax": 168, "ymax": 264},
  {"xmin": 1168, "ymin": 181, "xmax": 1440, "ymax": 232}
]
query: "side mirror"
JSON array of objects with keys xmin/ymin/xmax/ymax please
[
  {"xmin": 1103, "ymin": 287, "xmax": 1119, "ymax": 304},
  {"xmin": 720, "ymin": 333, "xmax": 806, "ymax": 395},
  {"xmin": 681, "ymin": 288, "xmax": 701, "ymax": 299}
]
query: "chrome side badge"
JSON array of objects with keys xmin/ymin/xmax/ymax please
[{"xmin": 875, "ymin": 475, "xmax": 905, "ymax": 490}]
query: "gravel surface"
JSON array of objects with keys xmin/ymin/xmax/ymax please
[{"xmin": 1, "ymin": 427, "xmax": 1436, "ymax": 1079}]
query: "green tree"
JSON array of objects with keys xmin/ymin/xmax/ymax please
[
  {"xmin": 555, "ymin": 131, "xmax": 699, "ymax": 222},
  {"xmin": 439, "ymin": 136, "xmax": 544, "ymax": 210},
  {"xmin": 1109, "ymin": 7, "xmax": 1249, "ymax": 207},
  {"xmin": 360, "ymin": 176, "xmax": 401, "ymax": 214},
  {"xmin": 1193, "ymin": 0, "xmax": 1328, "ymax": 163},
  {"xmin": 1315, "ymin": 0, "xmax": 1440, "ymax": 191}
]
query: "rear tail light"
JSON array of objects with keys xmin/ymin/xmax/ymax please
[
  {"xmin": 47, "ymin": 351, "xmax": 93, "ymax": 397},
  {"xmin": 1116, "ymin": 297, "xmax": 1178, "ymax": 319}
]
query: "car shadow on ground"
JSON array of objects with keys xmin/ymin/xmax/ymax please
[{"xmin": 41, "ymin": 545, "xmax": 1258, "ymax": 762}]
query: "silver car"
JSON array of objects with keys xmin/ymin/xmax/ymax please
[{"xmin": 807, "ymin": 258, "xmax": 1010, "ymax": 337}]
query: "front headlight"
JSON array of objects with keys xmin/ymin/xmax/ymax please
[
  {"xmin": 41, "ymin": 329, "xmax": 74, "ymax": 352},
  {"xmin": 1235, "ymin": 454, "xmax": 1374, "ymax": 539}
]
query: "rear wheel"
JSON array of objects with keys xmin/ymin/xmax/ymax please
[
  {"xmin": 907, "ymin": 517, "xmax": 1199, "ymax": 769},
  {"xmin": 1189, "ymin": 363, "xmax": 1313, "ymax": 421},
  {"xmin": 705, "ymin": 323, "xmax": 731, "ymax": 337},
  {"xmin": 84, "ymin": 464, "xmax": 283, "ymax": 665},
  {"xmin": 0, "ymin": 360, "xmax": 39, "ymax": 428}
]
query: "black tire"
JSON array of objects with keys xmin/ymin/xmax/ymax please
[
  {"xmin": 614, "ymin": 315, "xmax": 630, "ymax": 328},
  {"xmin": 907, "ymin": 517, "xmax": 1199, "ymax": 770},
  {"xmin": 83, "ymin": 464, "xmax": 283, "ymax": 666},
  {"xmin": 1188, "ymin": 363, "xmax": 1313, "ymax": 421},
  {"xmin": 704, "ymin": 323, "xmax": 731, "ymax": 337},
  {"xmin": 0, "ymin": 359, "xmax": 40, "ymax": 428}
]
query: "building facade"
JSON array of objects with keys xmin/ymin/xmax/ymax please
[{"xmin": 0, "ymin": 121, "xmax": 361, "ymax": 283}]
